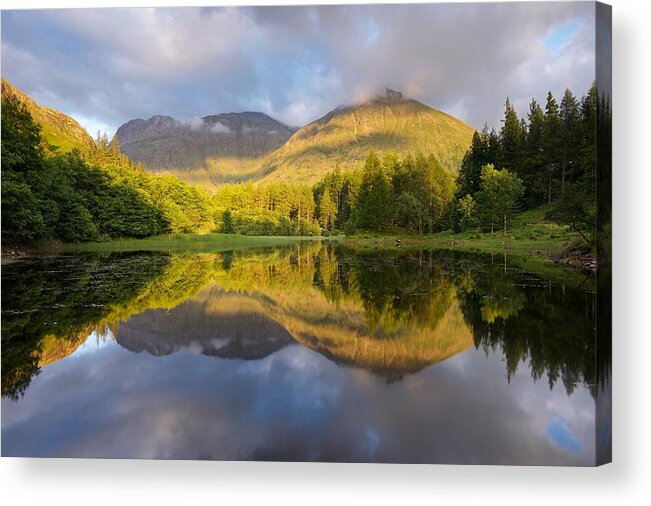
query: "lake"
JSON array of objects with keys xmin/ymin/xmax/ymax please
[{"xmin": 1, "ymin": 244, "xmax": 608, "ymax": 464}]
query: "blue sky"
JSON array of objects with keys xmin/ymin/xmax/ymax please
[
  {"xmin": 544, "ymin": 18, "xmax": 583, "ymax": 55},
  {"xmin": 1, "ymin": 3, "xmax": 596, "ymax": 136}
]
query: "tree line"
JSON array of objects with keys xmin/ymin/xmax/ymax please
[
  {"xmin": 217, "ymin": 83, "xmax": 605, "ymax": 239},
  {"xmin": 3, "ymin": 82, "xmax": 608, "ymax": 245},
  {"xmin": 454, "ymin": 83, "xmax": 608, "ymax": 239},
  {"xmin": 1, "ymin": 97, "xmax": 215, "ymax": 246}
]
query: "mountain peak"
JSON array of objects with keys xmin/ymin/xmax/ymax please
[
  {"xmin": 366, "ymin": 88, "xmax": 406, "ymax": 104},
  {"xmin": 261, "ymin": 90, "xmax": 474, "ymax": 184},
  {"xmin": 116, "ymin": 111, "xmax": 294, "ymax": 173},
  {"xmin": 383, "ymin": 88, "xmax": 404, "ymax": 101}
]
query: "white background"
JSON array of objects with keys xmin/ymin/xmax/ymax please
[{"xmin": 0, "ymin": 0, "xmax": 649, "ymax": 504}]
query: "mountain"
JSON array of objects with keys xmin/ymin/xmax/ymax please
[
  {"xmin": 1, "ymin": 79, "xmax": 94, "ymax": 153},
  {"xmin": 115, "ymin": 112, "xmax": 295, "ymax": 186},
  {"xmin": 116, "ymin": 297, "xmax": 294, "ymax": 360},
  {"xmin": 259, "ymin": 89, "xmax": 475, "ymax": 184}
]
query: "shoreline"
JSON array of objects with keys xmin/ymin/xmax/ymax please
[{"xmin": 2, "ymin": 230, "xmax": 595, "ymax": 270}]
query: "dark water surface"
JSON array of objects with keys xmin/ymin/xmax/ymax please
[{"xmin": 1, "ymin": 244, "xmax": 605, "ymax": 464}]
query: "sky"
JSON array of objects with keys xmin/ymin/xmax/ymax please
[
  {"xmin": 2, "ymin": 329, "xmax": 595, "ymax": 464},
  {"xmin": 1, "ymin": 2, "xmax": 596, "ymax": 137}
]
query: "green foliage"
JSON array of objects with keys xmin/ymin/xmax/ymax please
[
  {"xmin": 545, "ymin": 183, "xmax": 594, "ymax": 244},
  {"xmin": 2, "ymin": 79, "xmax": 95, "ymax": 154},
  {"xmin": 213, "ymin": 181, "xmax": 320, "ymax": 236},
  {"xmin": 451, "ymin": 83, "xmax": 605, "ymax": 237},
  {"xmin": 499, "ymin": 97, "xmax": 523, "ymax": 172},
  {"xmin": 317, "ymin": 186, "xmax": 337, "ymax": 231},
  {"xmin": 1, "ymin": 94, "xmax": 217, "ymax": 246},
  {"xmin": 475, "ymin": 165, "xmax": 524, "ymax": 234},
  {"xmin": 1, "ymin": 171, "xmax": 46, "ymax": 244},
  {"xmin": 221, "ymin": 209, "xmax": 235, "ymax": 234},
  {"xmin": 1, "ymin": 97, "xmax": 44, "ymax": 173},
  {"xmin": 456, "ymin": 194, "xmax": 478, "ymax": 231},
  {"xmin": 394, "ymin": 192, "xmax": 422, "ymax": 232},
  {"xmin": 350, "ymin": 151, "xmax": 394, "ymax": 231},
  {"xmin": 3, "ymin": 81, "xmax": 606, "ymax": 248}
]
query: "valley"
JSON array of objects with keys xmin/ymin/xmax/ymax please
[{"xmin": 1, "ymin": 79, "xmax": 604, "ymax": 270}]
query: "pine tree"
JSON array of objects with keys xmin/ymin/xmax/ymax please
[
  {"xmin": 221, "ymin": 209, "xmax": 235, "ymax": 234},
  {"xmin": 457, "ymin": 130, "xmax": 489, "ymax": 197},
  {"xmin": 352, "ymin": 151, "xmax": 393, "ymax": 231},
  {"xmin": 499, "ymin": 98, "xmax": 522, "ymax": 172},
  {"xmin": 542, "ymin": 92, "xmax": 562, "ymax": 204},
  {"xmin": 318, "ymin": 186, "xmax": 336, "ymax": 231},
  {"xmin": 522, "ymin": 99, "xmax": 546, "ymax": 206},
  {"xmin": 485, "ymin": 126, "xmax": 502, "ymax": 166},
  {"xmin": 559, "ymin": 88, "xmax": 581, "ymax": 196},
  {"xmin": 579, "ymin": 83, "xmax": 598, "ymax": 198}
]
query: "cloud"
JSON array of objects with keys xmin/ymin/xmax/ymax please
[
  {"xmin": 210, "ymin": 122, "xmax": 230, "ymax": 134},
  {"xmin": 178, "ymin": 116, "xmax": 206, "ymax": 131},
  {"xmin": 1, "ymin": 3, "xmax": 596, "ymax": 134},
  {"xmin": 1, "ymin": 331, "xmax": 595, "ymax": 464}
]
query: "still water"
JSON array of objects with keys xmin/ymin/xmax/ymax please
[{"xmin": 1, "ymin": 244, "xmax": 605, "ymax": 464}]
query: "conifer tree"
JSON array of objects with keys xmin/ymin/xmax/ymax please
[
  {"xmin": 543, "ymin": 92, "xmax": 562, "ymax": 204},
  {"xmin": 559, "ymin": 88, "xmax": 581, "ymax": 196},
  {"xmin": 352, "ymin": 151, "xmax": 394, "ymax": 231},
  {"xmin": 499, "ymin": 98, "xmax": 522, "ymax": 172},
  {"xmin": 522, "ymin": 99, "xmax": 546, "ymax": 205}
]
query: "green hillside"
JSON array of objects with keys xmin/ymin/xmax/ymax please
[
  {"xmin": 260, "ymin": 90, "xmax": 475, "ymax": 184},
  {"xmin": 1, "ymin": 79, "xmax": 94, "ymax": 153}
]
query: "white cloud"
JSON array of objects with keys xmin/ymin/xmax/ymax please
[
  {"xmin": 70, "ymin": 112, "xmax": 115, "ymax": 139},
  {"xmin": 1, "ymin": 3, "xmax": 596, "ymax": 132},
  {"xmin": 210, "ymin": 122, "xmax": 231, "ymax": 134}
]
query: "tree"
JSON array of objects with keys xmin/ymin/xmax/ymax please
[
  {"xmin": 221, "ymin": 209, "xmax": 235, "ymax": 234},
  {"xmin": 546, "ymin": 184, "xmax": 594, "ymax": 244},
  {"xmin": 457, "ymin": 131, "xmax": 488, "ymax": 197},
  {"xmin": 499, "ymin": 98, "xmax": 523, "ymax": 172},
  {"xmin": 394, "ymin": 192, "xmax": 422, "ymax": 232},
  {"xmin": 579, "ymin": 83, "xmax": 598, "ymax": 199},
  {"xmin": 559, "ymin": 88, "xmax": 581, "ymax": 197},
  {"xmin": 456, "ymin": 194, "xmax": 478, "ymax": 231},
  {"xmin": 318, "ymin": 186, "xmax": 336, "ymax": 231},
  {"xmin": 351, "ymin": 150, "xmax": 393, "ymax": 231},
  {"xmin": 475, "ymin": 165, "xmax": 524, "ymax": 234},
  {"xmin": 520, "ymin": 99, "xmax": 546, "ymax": 205},
  {"xmin": 1, "ymin": 171, "xmax": 46, "ymax": 244},
  {"xmin": 1, "ymin": 98, "xmax": 44, "ymax": 174},
  {"xmin": 543, "ymin": 91, "xmax": 562, "ymax": 204}
]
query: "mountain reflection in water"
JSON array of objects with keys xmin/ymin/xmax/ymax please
[{"xmin": 1, "ymin": 244, "xmax": 606, "ymax": 464}]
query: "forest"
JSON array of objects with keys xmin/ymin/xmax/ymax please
[
  {"xmin": 213, "ymin": 83, "xmax": 607, "ymax": 243},
  {"xmin": 1, "ymin": 83, "xmax": 608, "ymax": 247}
]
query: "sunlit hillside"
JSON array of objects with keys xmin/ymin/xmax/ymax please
[
  {"xmin": 260, "ymin": 90, "xmax": 475, "ymax": 184},
  {"xmin": 1, "ymin": 79, "xmax": 94, "ymax": 153}
]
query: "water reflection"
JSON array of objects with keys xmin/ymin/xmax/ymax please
[{"xmin": 1, "ymin": 244, "xmax": 606, "ymax": 464}]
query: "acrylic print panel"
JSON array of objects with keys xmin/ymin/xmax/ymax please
[{"xmin": 0, "ymin": 2, "xmax": 611, "ymax": 465}]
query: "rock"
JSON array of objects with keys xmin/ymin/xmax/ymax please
[{"xmin": 116, "ymin": 112, "xmax": 294, "ymax": 171}]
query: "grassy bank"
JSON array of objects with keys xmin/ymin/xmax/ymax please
[
  {"xmin": 15, "ymin": 209, "xmax": 588, "ymax": 268},
  {"xmin": 58, "ymin": 233, "xmax": 330, "ymax": 253},
  {"xmin": 342, "ymin": 229, "xmax": 577, "ymax": 256},
  {"xmin": 342, "ymin": 207, "xmax": 585, "ymax": 260}
]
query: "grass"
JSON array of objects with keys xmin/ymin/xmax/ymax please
[
  {"xmin": 36, "ymin": 207, "xmax": 589, "ymax": 281},
  {"xmin": 61, "ymin": 233, "xmax": 331, "ymax": 253},
  {"xmin": 342, "ymin": 208, "xmax": 581, "ymax": 260}
]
